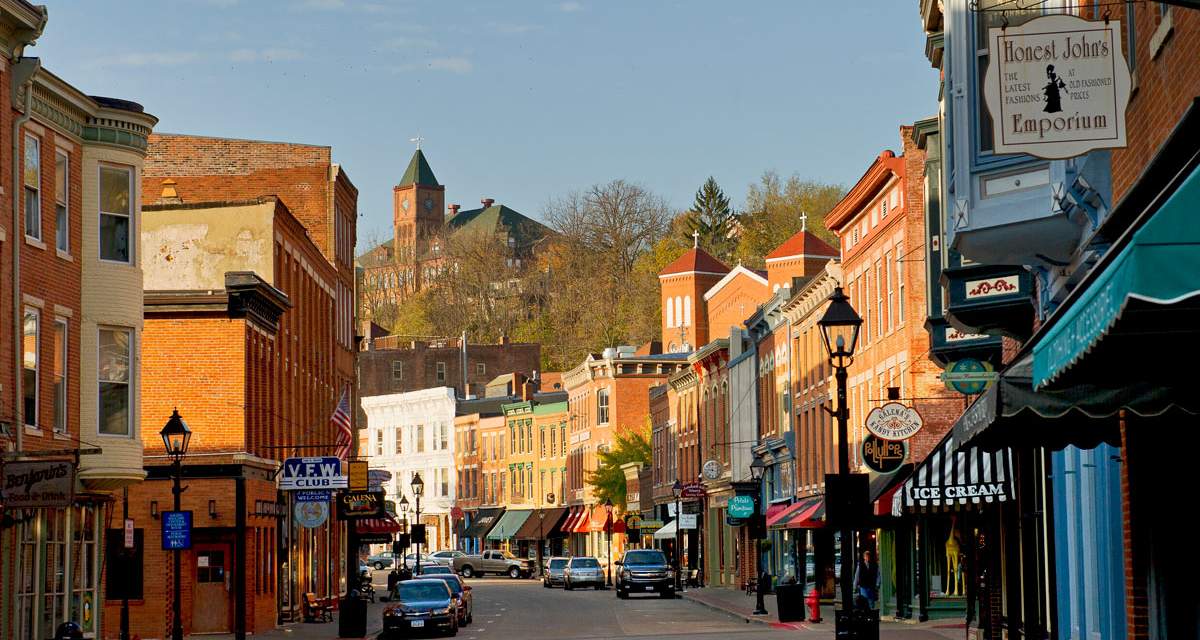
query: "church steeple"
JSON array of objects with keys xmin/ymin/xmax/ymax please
[{"xmin": 398, "ymin": 149, "xmax": 439, "ymax": 188}]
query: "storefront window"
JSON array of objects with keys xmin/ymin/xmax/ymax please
[
  {"xmin": 71, "ymin": 506, "xmax": 98, "ymax": 635},
  {"xmin": 42, "ymin": 509, "xmax": 68, "ymax": 635}
]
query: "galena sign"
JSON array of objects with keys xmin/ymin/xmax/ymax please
[
  {"xmin": 3, "ymin": 460, "xmax": 74, "ymax": 508},
  {"xmin": 984, "ymin": 14, "xmax": 1131, "ymax": 159}
]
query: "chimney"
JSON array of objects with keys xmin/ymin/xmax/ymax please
[
  {"xmin": 158, "ymin": 179, "xmax": 182, "ymax": 205},
  {"xmin": 448, "ymin": 203, "xmax": 461, "ymax": 217},
  {"xmin": 481, "ymin": 198, "xmax": 495, "ymax": 208}
]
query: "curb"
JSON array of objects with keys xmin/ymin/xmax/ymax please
[{"xmin": 680, "ymin": 591, "xmax": 773, "ymax": 626}]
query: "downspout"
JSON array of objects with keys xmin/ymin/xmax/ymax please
[{"xmin": 11, "ymin": 53, "xmax": 42, "ymax": 453}]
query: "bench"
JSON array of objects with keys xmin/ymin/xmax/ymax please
[{"xmin": 303, "ymin": 592, "xmax": 333, "ymax": 623}]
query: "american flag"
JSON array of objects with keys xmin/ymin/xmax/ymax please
[{"xmin": 332, "ymin": 386, "xmax": 353, "ymax": 461}]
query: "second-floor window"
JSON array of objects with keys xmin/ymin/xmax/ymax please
[
  {"xmin": 55, "ymin": 151, "xmax": 68, "ymax": 253},
  {"xmin": 24, "ymin": 136, "xmax": 40, "ymax": 241},
  {"xmin": 53, "ymin": 319, "xmax": 67, "ymax": 434},
  {"xmin": 392, "ymin": 361, "xmax": 403, "ymax": 381},
  {"xmin": 561, "ymin": 424, "xmax": 566, "ymax": 456},
  {"xmin": 897, "ymin": 243, "xmax": 906, "ymax": 323},
  {"xmin": 436, "ymin": 361, "xmax": 446, "ymax": 383},
  {"xmin": 98, "ymin": 328, "xmax": 132, "ymax": 435},
  {"xmin": 597, "ymin": 388, "xmax": 610, "ymax": 425},
  {"xmin": 394, "ymin": 426, "xmax": 402, "ymax": 454},
  {"xmin": 375, "ymin": 430, "xmax": 384, "ymax": 456},
  {"xmin": 23, "ymin": 309, "xmax": 39, "ymax": 427},
  {"xmin": 100, "ymin": 165, "xmax": 133, "ymax": 263},
  {"xmin": 476, "ymin": 362, "xmax": 486, "ymax": 377},
  {"xmin": 416, "ymin": 424, "xmax": 425, "ymax": 452}
]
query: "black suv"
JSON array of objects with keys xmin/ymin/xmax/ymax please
[{"xmin": 614, "ymin": 549, "xmax": 675, "ymax": 599}]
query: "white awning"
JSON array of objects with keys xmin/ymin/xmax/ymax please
[{"xmin": 653, "ymin": 519, "xmax": 678, "ymax": 540}]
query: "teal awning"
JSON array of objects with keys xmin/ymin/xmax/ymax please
[
  {"xmin": 486, "ymin": 509, "xmax": 532, "ymax": 541},
  {"xmin": 1034, "ymin": 164, "xmax": 1200, "ymax": 388}
]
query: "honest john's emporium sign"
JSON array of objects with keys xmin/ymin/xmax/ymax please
[{"xmin": 984, "ymin": 14, "xmax": 1131, "ymax": 159}]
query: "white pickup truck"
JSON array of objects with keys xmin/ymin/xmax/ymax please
[{"xmin": 451, "ymin": 550, "xmax": 534, "ymax": 579}]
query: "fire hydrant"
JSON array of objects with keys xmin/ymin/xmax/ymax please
[{"xmin": 805, "ymin": 588, "xmax": 822, "ymax": 623}]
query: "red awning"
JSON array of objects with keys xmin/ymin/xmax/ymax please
[
  {"xmin": 766, "ymin": 500, "xmax": 807, "ymax": 529},
  {"xmin": 356, "ymin": 514, "xmax": 404, "ymax": 535},
  {"xmin": 784, "ymin": 496, "xmax": 826, "ymax": 529},
  {"xmin": 875, "ymin": 483, "xmax": 903, "ymax": 517},
  {"xmin": 561, "ymin": 507, "xmax": 584, "ymax": 533},
  {"xmin": 586, "ymin": 508, "xmax": 626, "ymax": 533},
  {"xmin": 612, "ymin": 519, "xmax": 626, "ymax": 534},
  {"xmin": 764, "ymin": 502, "xmax": 792, "ymax": 528},
  {"xmin": 572, "ymin": 507, "xmax": 593, "ymax": 533}
]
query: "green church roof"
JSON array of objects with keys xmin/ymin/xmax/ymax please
[
  {"xmin": 397, "ymin": 149, "xmax": 439, "ymax": 187},
  {"xmin": 446, "ymin": 203, "xmax": 555, "ymax": 248}
]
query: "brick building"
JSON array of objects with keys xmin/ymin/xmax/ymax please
[
  {"xmin": 358, "ymin": 333, "xmax": 541, "ymax": 399},
  {"xmin": 659, "ymin": 245, "xmax": 729, "ymax": 353},
  {"xmin": 0, "ymin": 6, "xmax": 159, "ymax": 638}
]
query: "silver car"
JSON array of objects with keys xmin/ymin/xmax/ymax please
[
  {"xmin": 543, "ymin": 557, "xmax": 569, "ymax": 588},
  {"xmin": 563, "ymin": 556, "xmax": 605, "ymax": 590}
]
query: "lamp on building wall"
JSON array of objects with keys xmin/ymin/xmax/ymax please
[
  {"xmin": 817, "ymin": 286, "xmax": 863, "ymax": 630},
  {"xmin": 672, "ymin": 480, "xmax": 683, "ymax": 592},
  {"xmin": 150, "ymin": 501, "xmax": 159, "ymax": 519},
  {"xmin": 411, "ymin": 473, "xmax": 424, "ymax": 575},
  {"xmin": 208, "ymin": 500, "xmax": 219, "ymax": 519},
  {"xmin": 159, "ymin": 409, "xmax": 192, "ymax": 640},
  {"xmin": 749, "ymin": 455, "xmax": 768, "ymax": 616}
]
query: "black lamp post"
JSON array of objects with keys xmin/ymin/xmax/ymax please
[
  {"xmin": 537, "ymin": 509, "xmax": 546, "ymax": 577},
  {"xmin": 411, "ymin": 473, "xmax": 424, "ymax": 575},
  {"xmin": 817, "ymin": 286, "xmax": 863, "ymax": 625},
  {"xmin": 160, "ymin": 409, "xmax": 192, "ymax": 640},
  {"xmin": 671, "ymin": 480, "xmax": 683, "ymax": 592},
  {"xmin": 603, "ymin": 499, "xmax": 614, "ymax": 587},
  {"xmin": 399, "ymin": 495, "xmax": 410, "ymax": 573},
  {"xmin": 750, "ymin": 455, "xmax": 768, "ymax": 616}
]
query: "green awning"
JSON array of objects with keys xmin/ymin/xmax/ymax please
[
  {"xmin": 1034, "ymin": 163, "xmax": 1200, "ymax": 388},
  {"xmin": 486, "ymin": 509, "xmax": 532, "ymax": 541}
]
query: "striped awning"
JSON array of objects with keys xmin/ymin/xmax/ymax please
[
  {"xmin": 893, "ymin": 432, "xmax": 1014, "ymax": 515},
  {"xmin": 355, "ymin": 514, "xmax": 404, "ymax": 535}
]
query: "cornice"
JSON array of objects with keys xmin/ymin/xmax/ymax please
[{"xmin": 825, "ymin": 153, "xmax": 906, "ymax": 231}]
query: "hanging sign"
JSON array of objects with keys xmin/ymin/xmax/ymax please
[
  {"xmin": 162, "ymin": 511, "xmax": 193, "ymax": 550},
  {"xmin": 727, "ymin": 495, "xmax": 756, "ymax": 519},
  {"xmin": 638, "ymin": 519, "xmax": 664, "ymax": 531},
  {"xmin": 983, "ymin": 14, "xmax": 1131, "ymax": 159},
  {"xmin": 279, "ymin": 457, "xmax": 347, "ymax": 491},
  {"xmin": 368, "ymin": 469, "xmax": 391, "ymax": 491},
  {"xmin": 348, "ymin": 460, "xmax": 369, "ymax": 492},
  {"xmin": 294, "ymin": 501, "xmax": 329, "ymax": 529},
  {"xmin": 294, "ymin": 490, "xmax": 331, "ymax": 503},
  {"xmin": 942, "ymin": 359, "xmax": 998, "ymax": 395},
  {"xmin": 2, "ymin": 460, "xmax": 74, "ymax": 508},
  {"xmin": 861, "ymin": 435, "xmax": 907, "ymax": 474},
  {"xmin": 679, "ymin": 513, "xmax": 697, "ymax": 530},
  {"xmin": 335, "ymin": 490, "xmax": 386, "ymax": 519},
  {"xmin": 865, "ymin": 402, "xmax": 924, "ymax": 441},
  {"xmin": 680, "ymin": 481, "xmax": 707, "ymax": 498}
]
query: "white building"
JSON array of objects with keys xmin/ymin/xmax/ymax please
[{"xmin": 362, "ymin": 387, "xmax": 457, "ymax": 551}]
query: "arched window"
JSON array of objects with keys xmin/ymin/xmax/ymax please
[
  {"xmin": 674, "ymin": 297, "xmax": 683, "ymax": 328},
  {"xmin": 666, "ymin": 296, "xmax": 674, "ymax": 328},
  {"xmin": 684, "ymin": 296, "xmax": 692, "ymax": 326}
]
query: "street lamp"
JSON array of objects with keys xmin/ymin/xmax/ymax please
[
  {"xmin": 411, "ymin": 473, "xmax": 424, "ymax": 575},
  {"xmin": 749, "ymin": 455, "xmax": 768, "ymax": 616},
  {"xmin": 537, "ymin": 509, "xmax": 547, "ymax": 577},
  {"xmin": 160, "ymin": 409, "xmax": 191, "ymax": 640},
  {"xmin": 817, "ymin": 286, "xmax": 863, "ymax": 627},
  {"xmin": 671, "ymin": 480, "xmax": 683, "ymax": 592},
  {"xmin": 399, "ymin": 496, "xmax": 410, "ymax": 573},
  {"xmin": 603, "ymin": 499, "xmax": 614, "ymax": 587}
]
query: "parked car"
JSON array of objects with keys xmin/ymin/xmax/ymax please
[
  {"xmin": 421, "ymin": 574, "xmax": 473, "ymax": 627},
  {"xmin": 452, "ymin": 550, "xmax": 534, "ymax": 579},
  {"xmin": 383, "ymin": 579, "xmax": 458, "ymax": 637},
  {"xmin": 420, "ymin": 564, "xmax": 453, "ymax": 576},
  {"xmin": 614, "ymin": 549, "xmax": 675, "ymax": 599},
  {"xmin": 427, "ymin": 550, "xmax": 467, "ymax": 566},
  {"xmin": 542, "ymin": 557, "xmax": 569, "ymax": 588},
  {"xmin": 368, "ymin": 551, "xmax": 399, "ymax": 570},
  {"xmin": 563, "ymin": 556, "xmax": 604, "ymax": 590}
]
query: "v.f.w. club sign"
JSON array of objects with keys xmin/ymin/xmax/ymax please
[{"xmin": 983, "ymin": 14, "xmax": 1131, "ymax": 159}]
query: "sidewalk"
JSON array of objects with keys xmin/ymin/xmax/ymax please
[
  {"xmin": 199, "ymin": 598, "xmax": 387, "ymax": 640},
  {"xmin": 681, "ymin": 587, "xmax": 967, "ymax": 639}
]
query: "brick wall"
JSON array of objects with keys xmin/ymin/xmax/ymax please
[{"xmin": 359, "ymin": 339, "xmax": 541, "ymax": 398}]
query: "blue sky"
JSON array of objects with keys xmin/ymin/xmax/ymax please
[{"xmin": 33, "ymin": 0, "xmax": 937, "ymax": 246}]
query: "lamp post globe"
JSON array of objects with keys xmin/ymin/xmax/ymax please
[
  {"xmin": 817, "ymin": 286, "xmax": 862, "ymax": 365},
  {"xmin": 159, "ymin": 408, "xmax": 191, "ymax": 461},
  {"xmin": 399, "ymin": 495, "xmax": 410, "ymax": 513},
  {"xmin": 410, "ymin": 472, "xmax": 424, "ymax": 497}
]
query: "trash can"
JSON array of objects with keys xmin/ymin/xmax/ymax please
[
  {"xmin": 338, "ymin": 591, "xmax": 368, "ymax": 638},
  {"xmin": 775, "ymin": 583, "xmax": 806, "ymax": 622}
]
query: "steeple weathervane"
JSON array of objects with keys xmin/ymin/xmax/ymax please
[{"xmin": 409, "ymin": 135, "xmax": 425, "ymax": 150}]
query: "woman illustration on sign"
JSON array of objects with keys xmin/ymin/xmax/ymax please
[{"xmin": 1043, "ymin": 64, "xmax": 1067, "ymax": 113}]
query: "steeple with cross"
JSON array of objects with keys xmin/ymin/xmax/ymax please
[
  {"xmin": 799, "ymin": 211, "xmax": 808, "ymax": 233},
  {"xmin": 693, "ymin": 230, "xmax": 700, "ymax": 249},
  {"xmin": 409, "ymin": 134, "xmax": 424, "ymax": 150}
]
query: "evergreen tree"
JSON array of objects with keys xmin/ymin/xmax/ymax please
[{"xmin": 683, "ymin": 177, "xmax": 738, "ymax": 261}]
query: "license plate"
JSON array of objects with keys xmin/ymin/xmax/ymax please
[
  {"xmin": 644, "ymin": 585, "xmax": 654, "ymax": 591},
  {"xmin": 411, "ymin": 620, "xmax": 425, "ymax": 628}
]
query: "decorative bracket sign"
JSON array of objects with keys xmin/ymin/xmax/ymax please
[
  {"xmin": 335, "ymin": 490, "xmax": 385, "ymax": 519},
  {"xmin": 279, "ymin": 457, "xmax": 347, "ymax": 491},
  {"xmin": 865, "ymin": 402, "xmax": 924, "ymax": 441},
  {"xmin": 942, "ymin": 358, "xmax": 999, "ymax": 395},
  {"xmin": 983, "ymin": 14, "xmax": 1131, "ymax": 159},
  {"xmin": 2, "ymin": 460, "xmax": 74, "ymax": 508},
  {"xmin": 680, "ymin": 481, "xmax": 707, "ymax": 498},
  {"xmin": 861, "ymin": 435, "xmax": 907, "ymax": 474}
]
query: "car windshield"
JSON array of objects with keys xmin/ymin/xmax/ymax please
[
  {"xmin": 422, "ymin": 566, "xmax": 451, "ymax": 575},
  {"xmin": 623, "ymin": 550, "xmax": 667, "ymax": 565},
  {"xmin": 571, "ymin": 558, "xmax": 600, "ymax": 568},
  {"xmin": 398, "ymin": 581, "xmax": 450, "ymax": 601},
  {"xmin": 501, "ymin": 551, "xmax": 517, "ymax": 560},
  {"xmin": 428, "ymin": 576, "xmax": 463, "ymax": 595},
  {"xmin": 548, "ymin": 559, "xmax": 567, "ymax": 569}
]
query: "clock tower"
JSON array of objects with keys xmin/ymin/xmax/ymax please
[{"xmin": 393, "ymin": 148, "xmax": 445, "ymax": 275}]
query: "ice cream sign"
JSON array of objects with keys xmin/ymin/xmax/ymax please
[{"xmin": 983, "ymin": 14, "xmax": 1131, "ymax": 159}]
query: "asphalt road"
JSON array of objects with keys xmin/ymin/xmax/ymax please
[{"xmin": 436, "ymin": 577, "xmax": 790, "ymax": 640}]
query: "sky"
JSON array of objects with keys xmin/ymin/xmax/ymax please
[{"xmin": 32, "ymin": 0, "xmax": 938, "ymax": 246}]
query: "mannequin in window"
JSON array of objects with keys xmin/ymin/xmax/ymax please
[{"xmin": 945, "ymin": 516, "xmax": 963, "ymax": 596}]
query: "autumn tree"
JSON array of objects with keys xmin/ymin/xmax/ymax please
[
  {"xmin": 585, "ymin": 419, "xmax": 652, "ymax": 510},
  {"xmin": 736, "ymin": 171, "xmax": 844, "ymax": 268},
  {"xmin": 682, "ymin": 177, "xmax": 738, "ymax": 262},
  {"xmin": 423, "ymin": 226, "xmax": 529, "ymax": 341}
]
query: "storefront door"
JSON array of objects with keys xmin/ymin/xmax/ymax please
[{"xmin": 193, "ymin": 544, "xmax": 232, "ymax": 633}]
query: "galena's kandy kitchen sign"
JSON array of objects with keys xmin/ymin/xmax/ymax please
[{"xmin": 984, "ymin": 14, "xmax": 1131, "ymax": 159}]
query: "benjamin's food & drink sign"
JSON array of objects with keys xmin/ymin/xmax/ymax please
[{"xmin": 983, "ymin": 14, "xmax": 1131, "ymax": 159}]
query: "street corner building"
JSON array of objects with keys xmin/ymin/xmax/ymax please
[
  {"xmin": 0, "ymin": 2, "xmax": 160, "ymax": 638},
  {"xmin": 100, "ymin": 133, "xmax": 359, "ymax": 637}
]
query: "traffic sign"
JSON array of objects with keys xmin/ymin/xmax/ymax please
[
  {"xmin": 161, "ymin": 511, "xmax": 192, "ymax": 550},
  {"xmin": 280, "ymin": 457, "xmax": 347, "ymax": 491},
  {"xmin": 942, "ymin": 359, "xmax": 998, "ymax": 395},
  {"xmin": 728, "ymin": 495, "xmax": 755, "ymax": 519}
]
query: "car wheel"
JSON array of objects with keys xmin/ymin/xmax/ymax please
[
  {"xmin": 459, "ymin": 566, "xmax": 474, "ymax": 578},
  {"xmin": 595, "ymin": 584, "xmax": 603, "ymax": 590},
  {"xmin": 374, "ymin": 562, "xmax": 384, "ymax": 570},
  {"xmin": 661, "ymin": 590, "xmax": 675, "ymax": 599},
  {"xmin": 466, "ymin": 611, "xmax": 473, "ymax": 625},
  {"xmin": 617, "ymin": 590, "xmax": 628, "ymax": 599},
  {"xmin": 508, "ymin": 566, "xmax": 521, "ymax": 579}
]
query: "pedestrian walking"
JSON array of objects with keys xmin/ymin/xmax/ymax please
[{"xmin": 853, "ymin": 549, "xmax": 881, "ymax": 610}]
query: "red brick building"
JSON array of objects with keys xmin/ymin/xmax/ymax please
[
  {"xmin": 659, "ymin": 246, "xmax": 729, "ymax": 352},
  {"xmin": 358, "ymin": 333, "xmax": 541, "ymax": 399}
]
